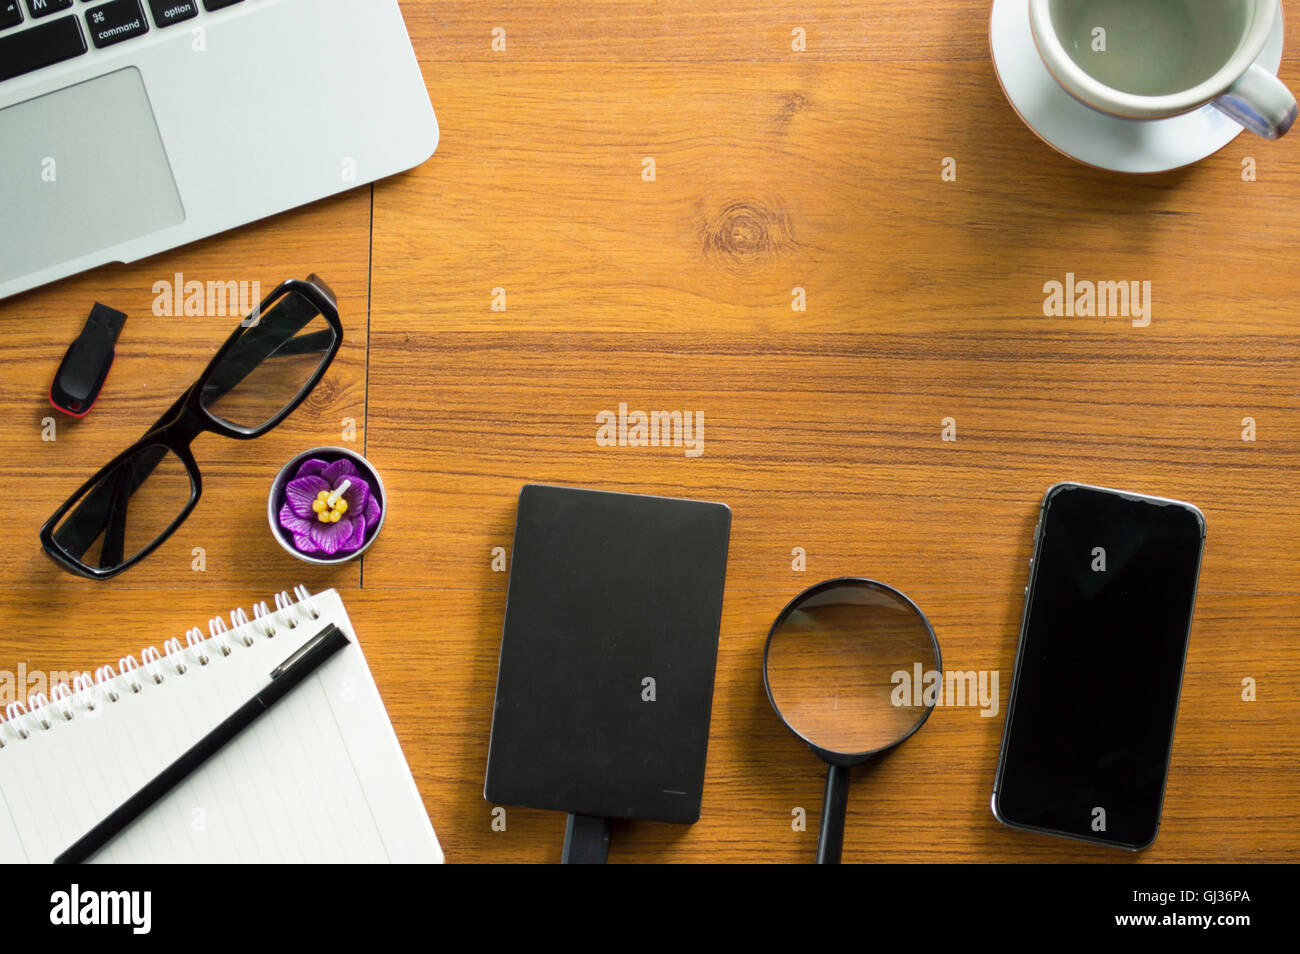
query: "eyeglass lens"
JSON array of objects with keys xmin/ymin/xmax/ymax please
[
  {"xmin": 50, "ymin": 443, "xmax": 196, "ymax": 572},
  {"xmin": 199, "ymin": 289, "xmax": 337, "ymax": 432}
]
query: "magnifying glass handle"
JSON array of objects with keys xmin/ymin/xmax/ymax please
[{"xmin": 815, "ymin": 763, "xmax": 851, "ymax": 864}]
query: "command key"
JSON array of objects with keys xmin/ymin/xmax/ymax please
[{"xmin": 85, "ymin": 0, "xmax": 148, "ymax": 48}]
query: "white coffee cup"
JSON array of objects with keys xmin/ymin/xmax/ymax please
[{"xmin": 1029, "ymin": 0, "xmax": 1297, "ymax": 138}]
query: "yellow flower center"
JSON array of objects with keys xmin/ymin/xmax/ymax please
[{"xmin": 311, "ymin": 479, "xmax": 351, "ymax": 523}]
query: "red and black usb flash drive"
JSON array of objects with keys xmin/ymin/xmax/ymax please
[{"xmin": 49, "ymin": 303, "xmax": 128, "ymax": 418}]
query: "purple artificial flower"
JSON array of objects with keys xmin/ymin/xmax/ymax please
[{"xmin": 278, "ymin": 457, "xmax": 382, "ymax": 557}]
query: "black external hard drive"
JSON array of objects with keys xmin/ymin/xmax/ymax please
[{"xmin": 484, "ymin": 484, "xmax": 731, "ymax": 827}]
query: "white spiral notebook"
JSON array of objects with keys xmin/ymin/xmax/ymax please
[{"xmin": 0, "ymin": 587, "xmax": 442, "ymax": 864}]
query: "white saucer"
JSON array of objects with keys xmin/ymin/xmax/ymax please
[{"xmin": 990, "ymin": 0, "xmax": 1285, "ymax": 173}]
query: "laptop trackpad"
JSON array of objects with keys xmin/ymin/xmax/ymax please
[{"xmin": 0, "ymin": 68, "xmax": 185, "ymax": 283}]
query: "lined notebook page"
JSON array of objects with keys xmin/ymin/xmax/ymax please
[{"xmin": 0, "ymin": 588, "xmax": 441, "ymax": 864}]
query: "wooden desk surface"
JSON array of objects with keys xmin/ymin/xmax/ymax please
[{"xmin": 2, "ymin": 1, "xmax": 1298, "ymax": 863}]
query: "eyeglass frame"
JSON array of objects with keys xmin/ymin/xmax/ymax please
[{"xmin": 39, "ymin": 277, "xmax": 342, "ymax": 580}]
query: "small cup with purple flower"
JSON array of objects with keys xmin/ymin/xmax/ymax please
[{"xmin": 268, "ymin": 447, "xmax": 387, "ymax": 564}]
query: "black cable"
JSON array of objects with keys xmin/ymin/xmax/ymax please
[{"xmin": 561, "ymin": 814, "xmax": 611, "ymax": 864}]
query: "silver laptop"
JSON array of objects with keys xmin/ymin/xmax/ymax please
[{"xmin": 0, "ymin": 0, "xmax": 438, "ymax": 300}]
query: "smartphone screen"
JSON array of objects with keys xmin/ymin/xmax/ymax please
[{"xmin": 993, "ymin": 483, "xmax": 1205, "ymax": 850}]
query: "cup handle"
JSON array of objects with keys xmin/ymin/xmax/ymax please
[{"xmin": 1212, "ymin": 63, "xmax": 1298, "ymax": 139}]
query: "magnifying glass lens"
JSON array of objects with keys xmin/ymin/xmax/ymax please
[{"xmin": 766, "ymin": 582, "xmax": 940, "ymax": 756}]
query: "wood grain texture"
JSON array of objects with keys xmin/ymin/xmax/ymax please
[{"xmin": 2, "ymin": 0, "xmax": 1299, "ymax": 863}]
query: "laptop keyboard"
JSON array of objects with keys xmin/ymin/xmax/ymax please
[{"xmin": 0, "ymin": 0, "xmax": 244, "ymax": 84}]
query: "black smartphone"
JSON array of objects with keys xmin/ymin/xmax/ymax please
[{"xmin": 992, "ymin": 482, "xmax": 1206, "ymax": 850}]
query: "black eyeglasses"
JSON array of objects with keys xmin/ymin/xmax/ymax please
[{"xmin": 40, "ymin": 276, "xmax": 343, "ymax": 580}]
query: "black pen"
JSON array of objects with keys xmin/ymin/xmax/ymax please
[{"xmin": 55, "ymin": 623, "xmax": 350, "ymax": 864}]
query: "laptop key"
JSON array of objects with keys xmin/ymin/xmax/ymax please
[
  {"xmin": 28, "ymin": 0, "xmax": 73, "ymax": 19},
  {"xmin": 84, "ymin": 0, "xmax": 147, "ymax": 48},
  {"xmin": 0, "ymin": 15, "xmax": 86, "ymax": 81},
  {"xmin": 0, "ymin": 1, "xmax": 21, "ymax": 30},
  {"xmin": 148, "ymin": 0, "xmax": 196, "ymax": 27},
  {"xmin": 202, "ymin": 0, "xmax": 242, "ymax": 9}
]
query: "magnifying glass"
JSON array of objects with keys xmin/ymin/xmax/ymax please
[{"xmin": 763, "ymin": 577, "xmax": 942, "ymax": 863}]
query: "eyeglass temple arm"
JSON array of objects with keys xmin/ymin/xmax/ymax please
[
  {"xmin": 201, "ymin": 279, "xmax": 335, "ymax": 402},
  {"xmin": 199, "ymin": 307, "xmax": 332, "ymax": 399},
  {"xmin": 200, "ymin": 328, "xmax": 334, "ymax": 400},
  {"xmin": 129, "ymin": 326, "xmax": 330, "ymax": 440},
  {"xmin": 99, "ymin": 470, "xmax": 131, "ymax": 569},
  {"xmin": 52, "ymin": 443, "xmax": 164, "ymax": 561},
  {"xmin": 51, "ymin": 442, "xmax": 157, "ymax": 561},
  {"xmin": 73, "ymin": 385, "xmax": 198, "ymax": 558},
  {"xmin": 137, "ymin": 294, "xmax": 329, "ymax": 435}
]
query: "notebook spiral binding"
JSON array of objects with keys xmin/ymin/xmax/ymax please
[{"xmin": 0, "ymin": 585, "xmax": 323, "ymax": 749}]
